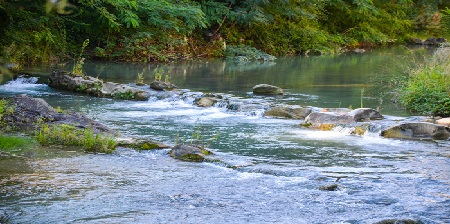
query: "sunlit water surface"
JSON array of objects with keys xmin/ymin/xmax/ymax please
[{"xmin": 1, "ymin": 47, "xmax": 449, "ymax": 223}]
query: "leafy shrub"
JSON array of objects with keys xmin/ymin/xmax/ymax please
[{"xmin": 399, "ymin": 47, "xmax": 450, "ymax": 116}]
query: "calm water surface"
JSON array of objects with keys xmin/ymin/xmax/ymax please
[{"xmin": 1, "ymin": 46, "xmax": 449, "ymax": 223}]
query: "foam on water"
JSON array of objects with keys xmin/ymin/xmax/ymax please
[{"xmin": 0, "ymin": 75, "xmax": 48, "ymax": 95}]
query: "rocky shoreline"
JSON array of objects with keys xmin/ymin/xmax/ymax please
[{"xmin": 1, "ymin": 71, "xmax": 449, "ymax": 162}]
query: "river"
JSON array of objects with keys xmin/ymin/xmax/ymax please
[{"xmin": 1, "ymin": 46, "xmax": 449, "ymax": 223}]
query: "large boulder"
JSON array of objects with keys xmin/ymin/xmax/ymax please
[
  {"xmin": 49, "ymin": 70, "xmax": 102, "ymax": 96},
  {"xmin": 264, "ymin": 106, "xmax": 312, "ymax": 119},
  {"xmin": 169, "ymin": 144, "xmax": 212, "ymax": 162},
  {"xmin": 1, "ymin": 94, "xmax": 110, "ymax": 133},
  {"xmin": 109, "ymin": 84, "xmax": 150, "ymax": 101},
  {"xmin": 1, "ymin": 94, "xmax": 57, "ymax": 131},
  {"xmin": 304, "ymin": 108, "xmax": 383, "ymax": 126},
  {"xmin": 252, "ymin": 84, "xmax": 284, "ymax": 95},
  {"xmin": 149, "ymin": 80, "xmax": 177, "ymax": 91},
  {"xmin": 381, "ymin": 122, "xmax": 450, "ymax": 140}
]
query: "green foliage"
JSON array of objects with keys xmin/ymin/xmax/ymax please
[
  {"xmin": 36, "ymin": 124, "xmax": 117, "ymax": 153},
  {"xmin": 1, "ymin": 0, "xmax": 450, "ymax": 63},
  {"xmin": 442, "ymin": 7, "xmax": 450, "ymax": 37},
  {"xmin": 399, "ymin": 47, "xmax": 450, "ymax": 116}
]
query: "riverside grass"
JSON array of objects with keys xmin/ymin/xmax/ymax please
[
  {"xmin": 0, "ymin": 135, "xmax": 35, "ymax": 151},
  {"xmin": 36, "ymin": 124, "xmax": 117, "ymax": 153},
  {"xmin": 399, "ymin": 46, "xmax": 450, "ymax": 117}
]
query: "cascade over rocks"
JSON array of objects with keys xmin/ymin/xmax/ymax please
[
  {"xmin": 253, "ymin": 84, "xmax": 284, "ymax": 95},
  {"xmin": 304, "ymin": 108, "xmax": 383, "ymax": 126},
  {"xmin": 381, "ymin": 122, "xmax": 450, "ymax": 140}
]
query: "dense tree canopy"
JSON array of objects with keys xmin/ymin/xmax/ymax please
[{"xmin": 0, "ymin": 0, "xmax": 449, "ymax": 64}]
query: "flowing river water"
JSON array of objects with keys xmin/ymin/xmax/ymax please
[{"xmin": 1, "ymin": 46, "xmax": 449, "ymax": 223}]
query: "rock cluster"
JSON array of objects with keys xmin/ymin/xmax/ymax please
[{"xmin": 49, "ymin": 70, "xmax": 151, "ymax": 101}]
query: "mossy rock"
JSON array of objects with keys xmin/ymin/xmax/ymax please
[
  {"xmin": 117, "ymin": 138, "xmax": 170, "ymax": 150},
  {"xmin": 169, "ymin": 144, "xmax": 212, "ymax": 162}
]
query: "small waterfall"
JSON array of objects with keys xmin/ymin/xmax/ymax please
[{"xmin": 0, "ymin": 75, "xmax": 47, "ymax": 95}]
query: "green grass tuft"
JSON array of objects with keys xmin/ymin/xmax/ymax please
[{"xmin": 0, "ymin": 135, "xmax": 35, "ymax": 152}]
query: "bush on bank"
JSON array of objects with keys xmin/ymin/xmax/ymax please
[{"xmin": 399, "ymin": 47, "xmax": 450, "ymax": 117}]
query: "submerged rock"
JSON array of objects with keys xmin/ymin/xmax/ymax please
[
  {"xmin": 169, "ymin": 144, "xmax": 212, "ymax": 162},
  {"xmin": 381, "ymin": 122, "xmax": 450, "ymax": 140},
  {"xmin": 264, "ymin": 106, "xmax": 312, "ymax": 119},
  {"xmin": 252, "ymin": 84, "xmax": 284, "ymax": 95},
  {"xmin": 149, "ymin": 80, "xmax": 177, "ymax": 91},
  {"xmin": 319, "ymin": 184, "xmax": 340, "ymax": 191},
  {"xmin": 195, "ymin": 97, "xmax": 218, "ymax": 107},
  {"xmin": 373, "ymin": 219, "xmax": 424, "ymax": 224}
]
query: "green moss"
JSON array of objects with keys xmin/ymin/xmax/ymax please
[
  {"xmin": 114, "ymin": 91, "xmax": 135, "ymax": 100},
  {"xmin": 178, "ymin": 153, "xmax": 204, "ymax": 162},
  {"xmin": 318, "ymin": 124, "xmax": 336, "ymax": 131},
  {"xmin": 139, "ymin": 142, "xmax": 160, "ymax": 150},
  {"xmin": 352, "ymin": 125, "xmax": 368, "ymax": 135},
  {"xmin": 201, "ymin": 148, "xmax": 213, "ymax": 155},
  {"xmin": 300, "ymin": 122, "xmax": 312, "ymax": 128}
]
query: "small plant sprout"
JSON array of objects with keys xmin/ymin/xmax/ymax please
[
  {"xmin": 360, "ymin": 87, "xmax": 365, "ymax": 108},
  {"xmin": 72, "ymin": 39, "xmax": 89, "ymax": 76},
  {"xmin": 153, "ymin": 66, "xmax": 171, "ymax": 83},
  {"xmin": 154, "ymin": 67, "xmax": 163, "ymax": 81},
  {"xmin": 136, "ymin": 69, "xmax": 145, "ymax": 86}
]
